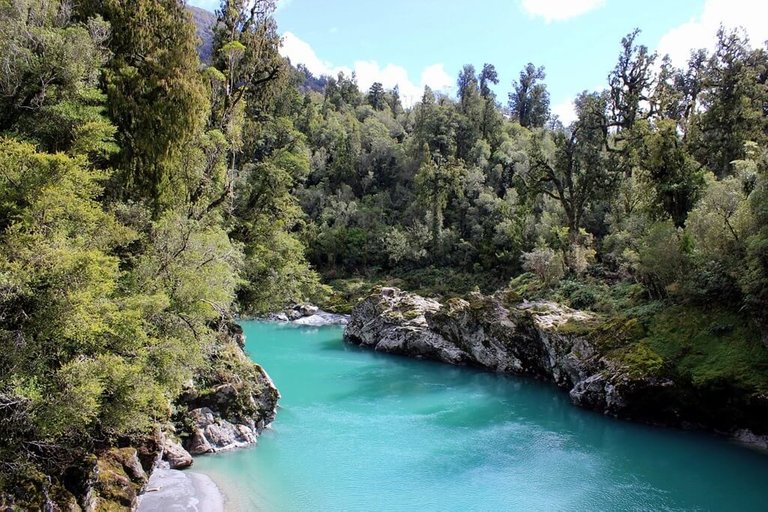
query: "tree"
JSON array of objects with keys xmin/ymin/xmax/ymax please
[
  {"xmin": 0, "ymin": 138, "xmax": 216, "ymax": 479},
  {"xmin": 509, "ymin": 63, "xmax": 550, "ymax": 128},
  {"xmin": 525, "ymin": 91, "xmax": 612, "ymax": 236},
  {"xmin": 414, "ymin": 145, "xmax": 464, "ymax": 250},
  {"xmin": 413, "ymin": 86, "xmax": 457, "ymax": 159},
  {"xmin": 636, "ymin": 119, "xmax": 705, "ymax": 227},
  {"xmin": 737, "ymin": 143, "xmax": 768, "ymax": 345},
  {"xmin": 367, "ymin": 82, "xmax": 386, "ymax": 110},
  {"xmin": 385, "ymin": 85, "xmax": 403, "ymax": 114},
  {"xmin": 75, "ymin": 0, "xmax": 208, "ymax": 209},
  {"xmin": 0, "ymin": 1, "xmax": 117, "ymax": 162},
  {"xmin": 608, "ymin": 29, "xmax": 657, "ymax": 132},
  {"xmin": 456, "ymin": 64, "xmax": 484, "ymax": 160},
  {"xmin": 211, "ymin": 0, "xmax": 283, "ymax": 124},
  {"xmin": 479, "ymin": 63, "xmax": 499, "ymax": 99},
  {"xmin": 478, "ymin": 63, "xmax": 502, "ymax": 141},
  {"xmin": 693, "ymin": 28, "xmax": 768, "ymax": 177},
  {"xmin": 457, "ymin": 64, "xmax": 480, "ymax": 112}
]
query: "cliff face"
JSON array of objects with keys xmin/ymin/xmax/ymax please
[{"xmin": 344, "ymin": 288, "xmax": 768, "ymax": 437}]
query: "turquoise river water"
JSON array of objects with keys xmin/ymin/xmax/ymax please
[{"xmin": 193, "ymin": 322, "xmax": 768, "ymax": 511}]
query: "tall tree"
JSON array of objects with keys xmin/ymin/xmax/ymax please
[
  {"xmin": 479, "ymin": 63, "xmax": 499, "ymax": 99},
  {"xmin": 509, "ymin": 63, "xmax": 550, "ymax": 128},
  {"xmin": 636, "ymin": 119, "xmax": 705, "ymax": 227},
  {"xmin": 456, "ymin": 64, "xmax": 483, "ymax": 160},
  {"xmin": 367, "ymin": 82, "xmax": 386, "ymax": 110},
  {"xmin": 478, "ymin": 63, "xmax": 503, "ymax": 142},
  {"xmin": 77, "ymin": 0, "xmax": 208, "ymax": 208},
  {"xmin": 525, "ymin": 91, "xmax": 612, "ymax": 236},
  {"xmin": 608, "ymin": 29, "xmax": 657, "ymax": 133},
  {"xmin": 212, "ymin": 0, "xmax": 283, "ymax": 124},
  {"xmin": 415, "ymin": 145, "xmax": 464, "ymax": 250},
  {"xmin": 693, "ymin": 28, "xmax": 768, "ymax": 177}
]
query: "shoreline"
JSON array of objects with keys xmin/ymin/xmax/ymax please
[{"xmin": 137, "ymin": 468, "xmax": 225, "ymax": 512}]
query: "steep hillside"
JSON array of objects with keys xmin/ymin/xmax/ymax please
[{"xmin": 188, "ymin": 5, "xmax": 215, "ymax": 63}]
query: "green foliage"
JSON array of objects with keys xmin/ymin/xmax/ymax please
[
  {"xmin": 0, "ymin": 2, "xmax": 116, "ymax": 159},
  {"xmin": 521, "ymin": 247, "xmax": 564, "ymax": 286},
  {"xmin": 4, "ymin": 2, "xmax": 768, "ymax": 505},
  {"xmin": 643, "ymin": 306, "xmax": 768, "ymax": 393},
  {"xmin": 739, "ymin": 143, "xmax": 768, "ymax": 340},
  {"xmin": 637, "ymin": 221, "xmax": 688, "ymax": 297},
  {"xmin": 81, "ymin": 0, "xmax": 209, "ymax": 207},
  {"xmin": 0, "ymin": 139, "xmax": 189, "ymax": 447},
  {"xmin": 509, "ymin": 63, "xmax": 550, "ymax": 128},
  {"xmin": 635, "ymin": 119, "xmax": 705, "ymax": 227},
  {"xmin": 0, "ymin": 1, "xmax": 323, "ymax": 503}
]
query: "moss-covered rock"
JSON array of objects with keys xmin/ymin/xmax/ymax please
[
  {"xmin": 174, "ymin": 323, "xmax": 280, "ymax": 455},
  {"xmin": 82, "ymin": 448, "xmax": 146, "ymax": 511}
]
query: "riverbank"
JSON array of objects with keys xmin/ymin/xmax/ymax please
[
  {"xmin": 137, "ymin": 469, "xmax": 224, "ymax": 512},
  {"xmin": 133, "ymin": 310, "xmax": 350, "ymax": 511}
]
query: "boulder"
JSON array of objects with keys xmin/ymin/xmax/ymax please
[
  {"xmin": 162, "ymin": 435, "xmax": 194, "ymax": 469},
  {"xmin": 187, "ymin": 428, "xmax": 214, "ymax": 455}
]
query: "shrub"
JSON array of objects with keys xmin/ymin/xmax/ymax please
[{"xmin": 521, "ymin": 247, "xmax": 565, "ymax": 286}]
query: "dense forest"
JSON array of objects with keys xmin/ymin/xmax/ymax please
[
  {"xmin": 286, "ymin": 23, "xmax": 768, "ymax": 341},
  {"xmin": 1, "ymin": 0, "xmax": 767, "ymax": 508}
]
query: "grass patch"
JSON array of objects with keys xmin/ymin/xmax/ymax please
[{"xmin": 642, "ymin": 305, "xmax": 768, "ymax": 394}]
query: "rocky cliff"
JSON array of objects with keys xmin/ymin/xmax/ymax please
[
  {"xmin": 345, "ymin": 287, "xmax": 768, "ymax": 438},
  {"xmin": 168, "ymin": 322, "xmax": 280, "ymax": 460},
  {"xmin": 1, "ymin": 323, "xmax": 280, "ymax": 512}
]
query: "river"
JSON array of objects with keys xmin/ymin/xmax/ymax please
[{"xmin": 193, "ymin": 321, "xmax": 768, "ymax": 511}]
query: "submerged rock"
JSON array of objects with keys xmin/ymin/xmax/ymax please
[{"xmin": 344, "ymin": 287, "xmax": 767, "ymax": 436}]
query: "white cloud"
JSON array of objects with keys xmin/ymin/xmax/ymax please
[
  {"xmin": 279, "ymin": 32, "xmax": 454, "ymax": 107},
  {"xmin": 280, "ymin": 32, "xmax": 339, "ymax": 77},
  {"xmin": 421, "ymin": 64, "xmax": 454, "ymax": 93},
  {"xmin": 656, "ymin": 0, "xmax": 768, "ymax": 67},
  {"xmin": 520, "ymin": 0, "xmax": 606, "ymax": 22},
  {"xmin": 551, "ymin": 98, "xmax": 577, "ymax": 126}
]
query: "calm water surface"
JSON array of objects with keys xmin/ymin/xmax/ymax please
[{"xmin": 193, "ymin": 322, "xmax": 768, "ymax": 511}]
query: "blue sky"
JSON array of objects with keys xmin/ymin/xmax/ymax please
[{"xmin": 188, "ymin": 0, "xmax": 767, "ymax": 121}]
